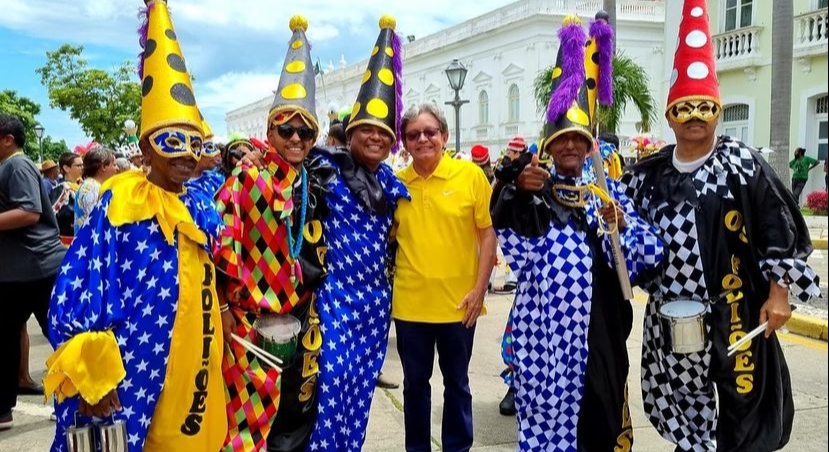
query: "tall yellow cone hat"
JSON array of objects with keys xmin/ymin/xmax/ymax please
[
  {"xmin": 137, "ymin": 0, "xmax": 203, "ymax": 141},
  {"xmin": 267, "ymin": 15, "xmax": 319, "ymax": 133}
]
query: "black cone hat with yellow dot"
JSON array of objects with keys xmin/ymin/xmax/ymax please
[
  {"xmin": 268, "ymin": 15, "xmax": 319, "ymax": 132},
  {"xmin": 137, "ymin": 0, "xmax": 203, "ymax": 140},
  {"xmin": 346, "ymin": 15, "xmax": 404, "ymax": 152},
  {"xmin": 541, "ymin": 15, "xmax": 593, "ymax": 151}
]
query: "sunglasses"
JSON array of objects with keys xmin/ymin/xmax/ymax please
[
  {"xmin": 276, "ymin": 124, "xmax": 316, "ymax": 141},
  {"xmin": 404, "ymin": 128, "xmax": 441, "ymax": 142}
]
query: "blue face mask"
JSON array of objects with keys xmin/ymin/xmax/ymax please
[
  {"xmin": 201, "ymin": 140, "xmax": 220, "ymax": 157},
  {"xmin": 149, "ymin": 127, "xmax": 203, "ymax": 160}
]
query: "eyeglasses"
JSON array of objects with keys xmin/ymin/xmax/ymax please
[
  {"xmin": 276, "ymin": 124, "xmax": 316, "ymax": 141},
  {"xmin": 71, "ymin": 163, "xmax": 84, "ymax": 168},
  {"xmin": 404, "ymin": 128, "xmax": 441, "ymax": 142}
]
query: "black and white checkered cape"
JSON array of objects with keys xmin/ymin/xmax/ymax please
[{"xmin": 621, "ymin": 136, "xmax": 820, "ymax": 452}]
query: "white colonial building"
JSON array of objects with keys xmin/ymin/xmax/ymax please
[{"xmin": 226, "ymin": 0, "xmax": 667, "ymax": 159}]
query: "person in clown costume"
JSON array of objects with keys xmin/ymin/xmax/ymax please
[
  {"xmin": 186, "ymin": 115, "xmax": 225, "ymax": 197},
  {"xmin": 495, "ymin": 13, "xmax": 663, "ymax": 451},
  {"xmin": 304, "ymin": 15, "xmax": 409, "ymax": 452},
  {"xmin": 620, "ymin": 1, "xmax": 820, "ymax": 451},
  {"xmin": 213, "ymin": 15, "xmax": 332, "ymax": 452},
  {"xmin": 43, "ymin": 1, "xmax": 227, "ymax": 451}
]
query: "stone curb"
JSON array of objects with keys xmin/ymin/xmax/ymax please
[
  {"xmin": 813, "ymin": 238, "xmax": 827, "ymax": 250},
  {"xmin": 787, "ymin": 312, "xmax": 829, "ymax": 341}
]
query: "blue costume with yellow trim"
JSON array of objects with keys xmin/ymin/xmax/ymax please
[{"xmin": 46, "ymin": 171, "xmax": 226, "ymax": 452}]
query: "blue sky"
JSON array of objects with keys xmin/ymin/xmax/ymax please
[{"xmin": 0, "ymin": 0, "xmax": 515, "ymax": 147}]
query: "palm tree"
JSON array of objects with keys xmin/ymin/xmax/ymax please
[
  {"xmin": 532, "ymin": 52, "xmax": 657, "ymax": 135},
  {"xmin": 769, "ymin": 0, "xmax": 793, "ymax": 183}
]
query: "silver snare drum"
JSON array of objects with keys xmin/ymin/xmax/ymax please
[{"xmin": 658, "ymin": 300, "xmax": 707, "ymax": 354}]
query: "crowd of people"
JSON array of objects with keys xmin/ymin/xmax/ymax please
[{"xmin": 0, "ymin": 1, "xmax": 823, "ymax": 452}]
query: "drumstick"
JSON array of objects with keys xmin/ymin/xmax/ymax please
[
  {"xmin": 727, "ymin": 322, "xmax": 768, "ymax": 356},
  {"xmin": 230, "ymin": 333, "xmax": 284, "ymax": 370},
  {"xmin": 230, "ymin": 333, "xmax": 284, "ymax": 365}
]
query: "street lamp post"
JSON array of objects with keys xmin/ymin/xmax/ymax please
[
  {"xmin": 34, "ymin": 124, "xmax": 45, "ymax": 163},
  {"xmin": 444, "ymin": 59, "xmax": 469, "ymax": 154}
]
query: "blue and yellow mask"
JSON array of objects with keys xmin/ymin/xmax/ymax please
[{"xmin": 149, "ymin": 127, "xmax": 203, "ymax": 160}]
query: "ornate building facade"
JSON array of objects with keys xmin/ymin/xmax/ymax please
[{"xmin": 226, "ymin": 0, "xmax": 666, "ymax": 160}]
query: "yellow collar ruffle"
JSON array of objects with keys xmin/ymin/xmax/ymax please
[{"xmin": 101, "ymin": 171, "xmax": 206, "ymax": 246}]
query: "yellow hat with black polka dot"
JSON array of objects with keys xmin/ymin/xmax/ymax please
[
  {"xmin": 268, "ymin": 15, "xmax": 319, "ymax": 133},
  {"xmin": 137, "ymin": 0, "xmax": 203, "ymax": 140},
  {"xmin": 541, "ymin": 15, "xmax": 594, "ymax": 152},
  {"xmin": 346, "ymin": 15, "xmax": 404, "ymax": 153}
]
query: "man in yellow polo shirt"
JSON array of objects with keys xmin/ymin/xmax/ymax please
[{"xmin": 393, "ymin": 102, "xmax": 496, "ymax": 452}]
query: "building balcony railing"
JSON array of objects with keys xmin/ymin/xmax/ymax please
[
  {"xmin": 712, "ymin": 26, "xmax": 764, "ymax": 72},
  {"xmin": 794, "ymin": 8, "xmax": 828, "ymax": 60}
]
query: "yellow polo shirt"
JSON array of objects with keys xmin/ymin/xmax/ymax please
[{"xmin": 392, "ymin": 155, "xmax": 493, "ymax": 323}]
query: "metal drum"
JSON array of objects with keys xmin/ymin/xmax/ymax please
[
  {"xmin": 66, "ymin": 424, "xmax": 95, "ymax": 452},
  {"xmin": 98, "ymin": 420, "xmax": 128, "ymax": 452},
  {"xmin": 253, "ymin": 314, "xmax": 302, "ymax": 367},
  {"xmin": 658, "ymin": 300, "xmax": 707, "ymax": 354}
]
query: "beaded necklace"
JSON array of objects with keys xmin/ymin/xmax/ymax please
[{"xmin": 286, "ymin": 166, "xmax": 308, "ymax": 284}]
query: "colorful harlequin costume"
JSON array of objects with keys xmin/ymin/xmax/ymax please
[
  {"xmin": 620, "ymin": 1, "xmax": 821, "ymax": 451},
  {"xmin": 214, "ymin": 15, "xmax": 333, "ymax": 452},
  {"xmin": 491, "ymin": 14, "xmax": 663, "ymax": 451},
  {"xmin": 304, "ymin": 15, "xmax": 409, "ymax": 452},
  {"xmin": 45, "ymin": 1, "xmax": 227, "ymax": 451}
]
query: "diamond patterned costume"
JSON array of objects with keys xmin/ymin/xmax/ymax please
[
  {"xmin": 621, "ymin": 136, "xmax": 821, "ymax": 452},
  {"xmin": 492, "ymin": 169, "xmax": 663, "ymax": 452},
  {"xmin": 215, "ymin": 150, "xmax": 332, "ymax": 452}
]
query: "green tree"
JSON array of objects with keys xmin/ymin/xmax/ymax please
[
  {"xmin": 41, "ymin": 136, "xmax": 71, "ymax": 162},
  {"xmin": 36, "ymin": 44, "xmax": 141, "ymax": 147},
  {"xmin": 532, "ymin": 53, "xmax": 657, "ymax": 135},
  {"xmin": 768, "ymin": 0, "xmax": 793, "ymax": 183},
  {"xmin": 0, "ymin": 90, "xmax": 42, "ymax": 158}
]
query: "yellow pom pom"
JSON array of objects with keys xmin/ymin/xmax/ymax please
[
  {"xmin": 379, "ymin": 14, "xmax": 396, "ymax": 30},
  {"xmin": 289, "ymin": 15, "xmax": 309, "ymax": 32},
  {"xmin": 562, "ymin": 14, "xmax": 582, "ymax": 26}
]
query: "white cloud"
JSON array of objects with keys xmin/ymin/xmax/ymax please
[{"xmin": 3, "ymin": 0, "xmax": 517, "ymax": 145}]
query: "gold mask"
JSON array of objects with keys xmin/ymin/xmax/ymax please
[
  {"xmin": 668, "ymin": 100, "xmax": 721, "ymax": 124},
  {"xmin": 148, "ymin": 127, "xmax": 203, "ymax": 161}
]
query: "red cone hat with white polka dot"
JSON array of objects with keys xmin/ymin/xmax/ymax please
[
  {"xmin": 137, "ymin": 0, "xmax": 203, "ymax": 140},
  {"xmin": 667, "ymin": 0, "xmax": 721, "ymax": 114}
]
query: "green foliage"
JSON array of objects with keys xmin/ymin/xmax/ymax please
[
  {"xmin": 36, "ymin": 44, "xmax": 141, "ymax": 147},
  {"xmin": 0, "ymin": 90, "xmax": 42, "ymax": 158},
  {"xmin": 532, "ymin": 52, "xmax": 657, "ymax": 135},
  {"xmin": 41, "ymin": 136, "xmax": 71, "ymax": 162}
]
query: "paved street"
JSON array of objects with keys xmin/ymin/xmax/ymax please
[{"xmin": 2, "ymin": 287, "xmax": 827, "ymax": 451}]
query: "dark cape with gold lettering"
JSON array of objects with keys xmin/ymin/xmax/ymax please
[{"xmin": 621, "ymin": 136, "xmax": 821, "ymax": 452}]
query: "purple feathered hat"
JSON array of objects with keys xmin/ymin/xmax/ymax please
[{"xmin": 541, "ymin": 15, "xmax": 593, "ymax": 153}]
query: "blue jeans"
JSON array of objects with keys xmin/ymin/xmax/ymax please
[{"xmin": 394, "ymin": 320, "xmax": 476, "ymax": 452}]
